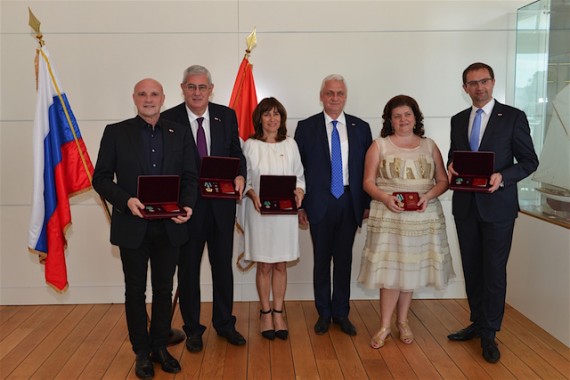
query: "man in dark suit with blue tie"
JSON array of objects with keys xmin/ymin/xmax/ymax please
[
  {"xmin": 295, "ymin": 74, "xmax": 372, "ymax": 336},
  {"xmin": 447, "ymin": 62, "xmax": 538, "ymax": 363},
  {"xmin": 93, "ymin": 78, "xmax": 197, "ymax": 379},
  {"xmin": 161, "ymin": 65, "xmax": 247, "ymax": 352}
]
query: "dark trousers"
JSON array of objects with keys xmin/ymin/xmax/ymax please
[
  {"xmin": 454, "ymin": 198, "xmax": 515, "ymax": 333},
  {"xmin": 120, "ymin": 221, "xmax": 178, "ymax": 354},
  {"xmin": 310, "ymin": 189, "xmax": 358, "ymax": 320},
  {"xmin": 178, "ymin": 200, "xmax": 236, "ymax": 337}
]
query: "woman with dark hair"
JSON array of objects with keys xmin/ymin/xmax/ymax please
[
  {"xmin": 358, "ymin": 95, "xmax": 455, "ymax": 348},
  {"xmin": 242, "ymin": 97, "xmax": 305, "ymax": 340}
]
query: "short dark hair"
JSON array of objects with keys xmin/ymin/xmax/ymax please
[
  {"xmin": 380, "ymin": 95, "xmax": 425, "ymax": 138},
  {"xmin": 462, "ymin": 62, "xmax": 495, "ymax": 85},
  {"xmin": 251, "ymin": 97, "xmax": 288, "ymax": 142}
]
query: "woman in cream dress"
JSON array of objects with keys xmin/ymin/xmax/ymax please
[
  {"xmin": 358, "ymin": 95, "xmax": 455, "ymax": 348},
  {"xmin": 243, "ymin": 97, "xmax": 305, "ymax": 340}
]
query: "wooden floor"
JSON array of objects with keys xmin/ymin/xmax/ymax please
[{"xmin": 1, "ymin": 300, "xmax": 568, "ymax": 379}]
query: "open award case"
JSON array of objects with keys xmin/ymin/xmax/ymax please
[
  {"xmin": 199, "ymin": 156, "xmax": 240, "ymax": 199},
  {"xmin": 259, "ymin": 175, "xmax": 298, "ymax": 215},
  {"xmin": 450, "ymin": 151, "xmax": 495, "ymax": 192},
  {"xmin": 393, "ymin": 192, "xmax": 420, "ymax": 211},
  {"xmin": 137, "ymin": 175, "xmax": 186, "ymax": 219}
]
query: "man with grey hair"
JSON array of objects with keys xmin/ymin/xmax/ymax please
[
  {"xmin": 295, "ymin": 74, "xmax": 372, "ymax": 336},
  {"xmin": 162, "ymin": 65, "xmax": 247, "ymax": 352}
]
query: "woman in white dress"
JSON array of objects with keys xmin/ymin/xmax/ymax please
[
  {"xmin": 358, "ymin": 95, "xmax": 454, "ymax": 348},
  {"xmin": 243, "ymin": 97, "xmax": 305, "ymax": 340}
]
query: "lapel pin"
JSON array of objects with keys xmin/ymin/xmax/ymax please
[
  {"xmin": 497, "ymin": 113, "xmax": 503, "ymax": 117},
  {"xmin": 214, "ymin": 117, "xmax": 221, "ymax": 122},
  {"xmin": 168, "ymin": 128, "xmax": 174, "ymax": 133}
]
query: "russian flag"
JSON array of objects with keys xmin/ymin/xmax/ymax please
[{"xmin": 28, "ymin": 46, "xmax": 94, "ymax": 292}]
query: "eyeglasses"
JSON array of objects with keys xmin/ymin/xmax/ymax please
[
  {"xmin": 465, "ymin": 78, "xmax": 493, "ymax": 88},
  {"xmin": 185, "ymin": 84, "xmax": 210, "ymax": 93}
]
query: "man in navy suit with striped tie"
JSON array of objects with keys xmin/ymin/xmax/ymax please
[
  {"xmin": 447, "ymin": 62, "xmax": 538, "ymax": 363},
  {"xmin": 295, "ymin": 74, "xmax": 372, "ymax": 336}
]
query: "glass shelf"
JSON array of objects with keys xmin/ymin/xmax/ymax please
[{"xmin": 515, "ymin": 0, "xmax": 570, "ymax": 228}]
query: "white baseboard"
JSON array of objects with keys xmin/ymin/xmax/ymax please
[{"xmin": 0, "ymin": 279, "xmax": 466, "ymax": 305}]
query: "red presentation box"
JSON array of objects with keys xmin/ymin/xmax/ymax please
[
  {"xmin": 199, "ymin": 156, "xmax": 240, "ymax": 199},
  {"xmin": 450, "ymin": 151, "xmax": 495, "ymax": 192},
  {"xmin": 137, "ymin": 175, "xmax": 186, "ymax": 220},
  {"xmin": 259, "ymin": 175, "xmax": 298, "ymax": 215},
  {"xmin": 393, "ymin": 192, "xmax": 420, "ymax": 211}
]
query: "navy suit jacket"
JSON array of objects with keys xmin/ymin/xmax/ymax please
[
  {"xmin": 295, "ymin": 112, "xmax": 372, "ymax": 227},
  {"xmin": 161, "ymin": 102, "xmax": 246, "ymax": 230},
  {"xmin": 92, "ymin": 116, "xmax": 198, "ymax": 249},
  {"xmin": 448, "ymin": 100, "xmax": 538, "ymax": 222}
]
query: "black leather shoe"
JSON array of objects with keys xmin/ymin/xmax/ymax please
[
  {"xmin": 482, "ymin": 337, "xmax": 501, "ymax": 363},
  {"xmin": 314, "ymin": 317, "xmax": 330, "ymax": 335},
  {"xmin": 447, "ymin": 323, "xmax": 481, "ymax": 341},
  {"xmin": 150, "ymin": 348, "xmax": 181, "ymax": 374},
  {"xmin": 185, "ymin": 334, "xmax": 203, "ymax": 353},
  {"xmin": 218, "ymin": 329, "xmax": 246, "ymax": 346},
  {"xmin": 333, "ymin": 317, "xmax": 357, "ymax": 336},
  {"xmin": 135, "ymin": 352, "xmax": 154, "ymax": 379}
]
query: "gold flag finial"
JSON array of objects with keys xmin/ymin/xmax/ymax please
[
  {"xmin": 28, "ymin": 7, "xmax": 44, "ymax": 47},
  {"xmin": 245, "ymin": 27, "xmax": 257, "ymax": 55}
]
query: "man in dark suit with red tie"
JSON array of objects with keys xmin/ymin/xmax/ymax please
[
  {"xmin": 295, "ymin": 74, "xmax": 372, "ymax": 336},
  {"xmin": 161, "ymin": 65, "xmax": 247, "ymax": 352},
  {"xmin": 93, "ymin": 78, "xmax": 197, "ymax": 379},
  {"xmin": 447, "ymin": 62, "xmax": 538, "ymax": 363}
]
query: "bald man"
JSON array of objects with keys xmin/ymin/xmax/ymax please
[{"xmin": 93, "ymin": 78, "xmax": 198, "ymax": 379}]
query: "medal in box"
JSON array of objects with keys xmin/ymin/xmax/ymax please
[
  {"xmin": 137, "ymin": 175, "xmax": 186, "ymax": 220},
  {"xmin": 393, "ymin": 192, "xmax": 420, "ymax": 211},
  {"xmin": 450, "ymin": 151, "xmax": 495, "ymax": 192},
  {"xmin": 259, "ymin": 175, "xmax": 298, "ymax": 215},
  {"xmin": 199, "ymin": 156, "xmax": 240, "ymax": 199}
]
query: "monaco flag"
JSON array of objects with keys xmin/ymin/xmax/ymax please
[
  {"xmin": 229, "ymin": 54, "xmax": 258, "ymax": 141},
  {"xmin": 28, "ymin": 46, "xmax": 94, "ymax": 291}
]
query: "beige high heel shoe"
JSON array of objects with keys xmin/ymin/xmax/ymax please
[
  {"xmin": 397, "ymin": 320, "xmax": 414, "ymax": 344},
  {"xmin": 370, "ymin": 327, "xmax": 391, "ymax": 349}
]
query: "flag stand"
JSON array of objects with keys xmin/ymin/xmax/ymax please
[{"xmin": 168, "ymin": 288, "xmax": 185, "ymax": 345}]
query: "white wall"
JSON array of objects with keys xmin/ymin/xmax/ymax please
[{"xmin": 1, "ymin": 0, "xmax": 529, "ymax": 306}]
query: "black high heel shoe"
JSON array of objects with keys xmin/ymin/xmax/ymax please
[
  {"xmin": 273, "ymin": 309, "xmax": 288, "ymax": 340},
  {"xmin": 260, "ymin": 309, "xmax": 275, "ymax": 340}
]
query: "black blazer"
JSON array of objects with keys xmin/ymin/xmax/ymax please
[
  {"xmin": 295, "ymin": 112, "xmax": 372, "ymax": 227},
  {"xmin": 92, "ymin": 116, "xmax": 198, "ymax": 249},
  {"xmin": 448, "ymin": 101, "xmax": 538, "ymax": 222},
  {"xmin": 161, "ymin": 102, "xmax": 246, "ymax": 230}
]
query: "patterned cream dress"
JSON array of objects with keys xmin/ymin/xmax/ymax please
[{"xmin": 357, "ymin": 136, "xmax": 455, "ymax": 291}]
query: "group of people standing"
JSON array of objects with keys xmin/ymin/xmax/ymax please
[{"xmin": 92, "ymin": 61, "xmax": 538, "ymax": 379}]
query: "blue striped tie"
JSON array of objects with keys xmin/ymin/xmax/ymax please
[
  {"xmin": 330, "ymin": 120, "xmax": 344, "ymax": 198},
  {"xmin": 469, "ymin": 109, "xmax": 483, "ymax": 151}
]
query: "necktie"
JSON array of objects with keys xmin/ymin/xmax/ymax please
[
  {"xmin": 469, "ymin": 108, "xmax": 483, "ymax": 151},
  {"xmin": 330, "ymin": 120, "xmax": 344, "ymax": 198},
  {"xmin": 196, "ymin": 117, "xmax": 207, "ymax": 158}
]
